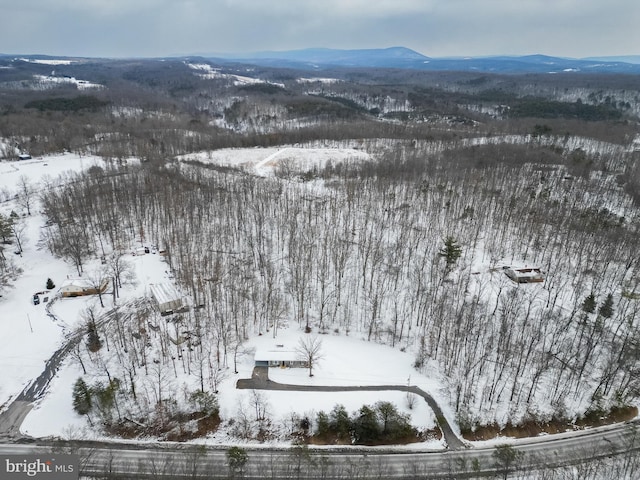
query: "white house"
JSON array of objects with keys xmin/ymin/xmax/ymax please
[{"xmin": 149, "ymin": 283, "xmax": 183, "ymax": 314}]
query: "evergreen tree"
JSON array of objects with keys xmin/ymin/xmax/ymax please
[
  {"xmin": 86, "ymin": 321, "xmax": 102, "ymax": 352},
  {"xmin": 439, "ymin": 236, "xmax": 462, "ymax": 269},
  {"xmin": 329, "ymin": 404, "xmax": 352, "ymax": 440},
  {"xmin": 72, "ymin": 378, "xmax": 92, "ymax": 424},
  {"xmin": 581, "ymin": 293, "xmax": 597, "ymax": 314},
  {"xmin": 374, "ymin": 401, "xmax": 414, "ymax": 441},
  {"xmin": 598, "ymin": 293, "xmax": 614, "ymax": 319},
  {"xmin": 226, "ymin": 446, "xmax": 248, "ymax": 478},
  {"xmin": 0, "ymin": 213, "xmax": 12, "ymax": 243},
  {"xmin": 46, "ymin": 278, "xmax": 55, "ymax": 290},
  {"xmin": 493, "ymin": 444, "xmax": 524, "ymax": 480},
  {"xmin": 315, "ymin": 411, "xmax": 330, "ymax": 438},
  {"xmin": 353, "ymin": 405, "xmax": 381, "ymax": 444}
]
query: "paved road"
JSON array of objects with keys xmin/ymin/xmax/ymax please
[
  {"xmin": 1, "ymin": 420, "xmax": 639, "ymax": 479},
  {"xmin": 237, "ymin": 366, "xmax": 467, "ymax": 450}
]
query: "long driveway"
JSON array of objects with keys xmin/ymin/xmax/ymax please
[
  {"xmin": 237, "ymin": 366, "xmax": 467, "ymax": 450},
  {"xmin": 0, "ymin": 298, "xmax": 143, "ymax": 439}
]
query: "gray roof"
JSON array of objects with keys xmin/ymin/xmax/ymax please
[{"xmin": 149, "ymin": 283, "xmax": 181, "ymax": 305}]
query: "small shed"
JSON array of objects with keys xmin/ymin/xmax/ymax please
[
  {"xmin": 149, "ymin": 283, "xmax": 182, "ymax": 314},
  {"xmin": 504, "ymin": 267, "xmax": 545, "ymax": 284},
  {"xmin": 254, "ymin": 348, "xmax": 307, "ymax": 368},
  {"xmin": 18, "ymin": 153, "xmax": 32, "ymax": 160},
  {"xmin": 60, "ymin": 277, "xmax": 108, "ymax": 297}
]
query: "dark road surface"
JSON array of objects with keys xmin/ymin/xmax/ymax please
[{"xmin": 237, "ymin": 366, "xmax": 467, "ymax": 450}]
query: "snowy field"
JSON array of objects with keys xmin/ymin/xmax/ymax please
[
  {"xmin": 177, "ymin": 146, "xmax": 371, "ymax": 176},
  {"xmin": 1, "ymin": 148, "xmax": 447, "ymax": 448}
]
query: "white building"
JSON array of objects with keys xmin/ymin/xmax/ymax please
[
  {"xmin": 504, "ymin": 266, "xmax": 545, "ymax": 284},
  {"xmin": 149, "ymin": 283, "xmax": 183, "ymax": 314}
]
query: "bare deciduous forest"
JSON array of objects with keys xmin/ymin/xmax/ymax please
[{"xmin": 2, "ymin": 56, "xmax": 640, "ymax": 460}]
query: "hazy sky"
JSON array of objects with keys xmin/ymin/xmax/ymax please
[{"xmin": 2, "ymin": 0, "xmax": 638, "ymax": 58}]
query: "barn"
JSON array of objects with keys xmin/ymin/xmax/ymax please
[{"xmin": 149, "ymin": 283, "xmax": 183, "ymax": 314}]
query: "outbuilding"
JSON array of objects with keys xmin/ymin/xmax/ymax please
[
  {"xmin": 504, "ymin": 266, "xmax": 545, "ymax": 284},
  {"xmin": 60, "ymin": 277, "xmax": 108, "ymax": 297},
  {"xmin": 149, "ymin": 283, "xmax": 183, "ymax": 314}
]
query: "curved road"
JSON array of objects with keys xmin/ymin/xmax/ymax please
[{"xmin": 237, "ymin": 366, "xmax": 466, "ymax": 450}]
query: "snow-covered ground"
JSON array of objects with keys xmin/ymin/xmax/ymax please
[
  {"xmin": 2, "ymin": 148, "xmax": 447, "ymax": 448},
  {"xmin": 0, "ymin": 153, "xmax": 103, "ymax": 190},
  {"xmin": 0, "ymin": 154, "xmax": 108, "ymax": 409},
  {"xmin": 32, "ymin": 74, "xmax": 103, "ymax": 90},
  {"xmin": 17, "ymin": 59, "xmax": 77, "ymax": 66},
  {"xmin": 178, "ymin": 146, "xmax": 371, "ymax": 176},
  {"xmin": 22, "ymin": 324, "xmax": 446, "ymax": 449},
  {"xmin": 185, "ymin": 62, "xmax": 284, "ymax": 88},
  {"xmin": 0, "ymin": 153, "xmax": 151, "ymax": 409}
]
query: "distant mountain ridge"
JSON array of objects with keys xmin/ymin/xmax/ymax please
[
  {"xmin": 217, "ymin": 46, "xmax": 430, "ymax": 69},
  {"xmin": 212, "ymin": 47, "xmax": 640, "ymax": 74},
  {"xmin": 4, "ymin": 48, "xmax": 640, "ymax": 74}
]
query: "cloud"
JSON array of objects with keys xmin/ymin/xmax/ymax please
[{"xmin": 0, "ymin": 0, "xmax": 638, "ymax": 57}]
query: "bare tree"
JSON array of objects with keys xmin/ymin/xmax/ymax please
[
  {"xmin": 8, "ymin": 213, "xmax": 26, "ymax": 255},
  {"xmin": 296, "ymin": 336, "xmax": 324, "ymax": 377},
  {"xmin": 17, "ymin": 175, "xmax": 35, "ymax": 216}
]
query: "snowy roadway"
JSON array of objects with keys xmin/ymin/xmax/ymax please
[{"xmin": 0, "ymin": 419, "xmax": 639, "ymax": 478}]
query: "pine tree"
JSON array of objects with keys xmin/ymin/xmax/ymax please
[
  {"xmin": 353, "ymin": 405, "xmax": 381, "ymax": 444},
  {"xmin": 581, "ymin": 293, "xmax": 597, "ymax": 314},
  {"xmin": 46, "ymin": 278, "xmax": 55, "ymax": 290},
  {"xmin": 87, "ymin": 321, "xmax": 102, "ymax": 352},
  {"xmin": 226, "ymin": 446, "xmax": 248, "ymax": 478},
  {"xmin": 439, "ymin": 236, "xmax": 462, "ymax": 268},
  {"xmin": 72, "ymin": 378, "xmax": 92, "ymax": 423},
  {"xmin": 598, "ymin": 293, "xmax": 614, "ymax": 319}
]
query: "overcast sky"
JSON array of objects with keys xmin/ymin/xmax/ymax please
[{"xmin": 2, "ymin": 0, "xmax": 638, "ymax": 59}]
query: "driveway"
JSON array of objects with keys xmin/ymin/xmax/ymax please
[{"xmin": 237, "ymin": 366, "xmax": 466, "ymax": 450}]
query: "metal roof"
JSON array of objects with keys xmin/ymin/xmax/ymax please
[{"xmin": 254, "ymin": 349, "xmax": 299, "ymax": 362}]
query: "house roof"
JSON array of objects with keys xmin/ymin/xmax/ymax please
[
  {"xmin": 506, "ymin": 267, "xmax": 543, "ymax": 277},
  {"xmin": 254, "ymin": 349, "xmax": 299, "ymax": 362},
  {"xmin": 60, "ymin": 278, "xmax": 100, "ymax": 289}
]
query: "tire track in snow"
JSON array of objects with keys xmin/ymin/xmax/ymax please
[{"xmin": 254, "ymin": 148, "xmax": 289, "ymax": 176}]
